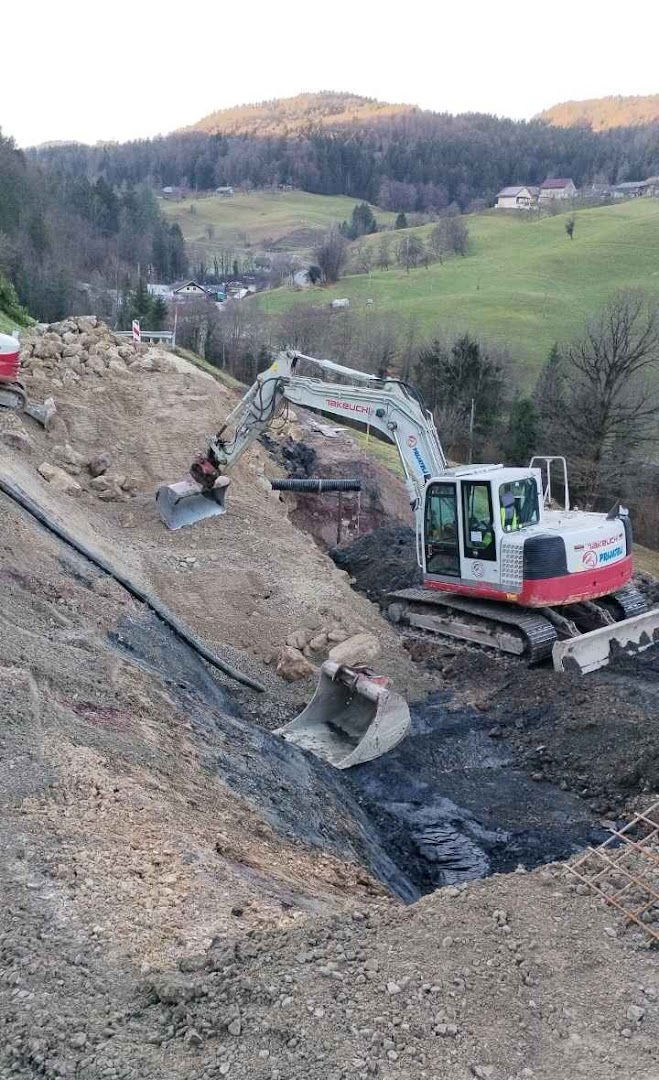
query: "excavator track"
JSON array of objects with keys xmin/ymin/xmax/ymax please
[
  {"xmin": 610, "ymin": 583, "xmax": 649, "ymax": 621},
  {"xmin": 387, "ymin": 588, "xmax": 558, "ymax": 664},
  {"xmin": 0, "ymin": 379, "xmax": 27, "ymax": 412}
]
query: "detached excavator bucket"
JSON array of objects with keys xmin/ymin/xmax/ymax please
[
  {"xmin": 553, "ymin": 608, "xmax": 659, "ymax": 674},
  {"xmin": 276, "ymin": 660, "xmax": 411, "ymax": 769},
  {"xmin": 156, "ymin": 476, "xmax": 230, "ymax": 531}
]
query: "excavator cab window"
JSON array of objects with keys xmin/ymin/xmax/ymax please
[
  {"xmin": 499, "ymin": 479, "xmax": 539, "ymax": 531},
  {"xmin": 462, "ymin": 481, "xmax": 496, "ymax": 562}
]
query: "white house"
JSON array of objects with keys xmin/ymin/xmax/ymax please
[
  {"xmin": 171, "ymin": 280, "xmax": 210, "ymax": 300},
  {"xmin": 495, "ymin": 185, "xmax": 539, "ymax": 209},
  {"xmin": 147, "ymin": 283, "xmax": 174, "ymax": 300},
  {"xmin": 539, "ymin": 178, "xmax": 577, "ymax": 201}
]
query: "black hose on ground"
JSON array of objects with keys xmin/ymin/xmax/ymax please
[
  {"xmin": 271, "ymin": 478, "xmax": 362, "ymax": 493},
  {"xmin": 0, "ymin": 475, "xmax": 266, "ymax": 693}
]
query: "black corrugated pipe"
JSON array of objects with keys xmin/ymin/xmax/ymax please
[{"xmin": 271, "ymin": 478, "xmax": 362, "ymax": 493}]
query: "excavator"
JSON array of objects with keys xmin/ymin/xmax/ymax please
[
  {"xmin": 0, "ymin": 332, "xmax": 27, "ymax": 411},
  {"xmin": 156, "ymin": 349, "xmax": 659, "ymax": 765},
  {"xmin": 0, "ymin": 331, "xmax": 55, "ymax": 425}
]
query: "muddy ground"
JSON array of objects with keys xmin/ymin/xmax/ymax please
[{"xmin": 0, "ymin": 320, "xmax": 658, "ymax": 1079}]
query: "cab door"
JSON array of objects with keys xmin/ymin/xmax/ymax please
[
  {"xmin": 424, "ymin": 481, "xmax": 461, "ymax": 578},
  {"xmin": 459, "ymin": 479, "xmax": 500, "ymax": 585}
]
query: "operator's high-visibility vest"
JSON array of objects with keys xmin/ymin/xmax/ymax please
[{"xmin": 501, "ymin": 504, "xmax": 518, "ymax": 531}]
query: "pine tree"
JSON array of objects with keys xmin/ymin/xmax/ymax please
[
  {"xmin": 395, "ymin": 211, "xmax": 408, "ymax": 229},
  {"xmin": 150, "ymin": 295, "xmax": 169, "ymax": 330},
  {"xmin": 503, "ymin": 399, "xmax": 539, "ymax": 464}
]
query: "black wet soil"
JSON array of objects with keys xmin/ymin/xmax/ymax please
[{"xmin": 108, "ymin": 611, "xmax": 611, "ymax": 902}]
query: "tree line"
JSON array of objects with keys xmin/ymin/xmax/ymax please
[{"xmin": 32, "ymin": 111, "xmax": 659, "ymax": 212}]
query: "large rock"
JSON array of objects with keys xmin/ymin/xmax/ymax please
[
  {"xmin": 329, "ymin": 632, "xmax": 381, "ymax": 668},
  {"xmin": 276, "ymin": 647, "xmax": 315, "ymax": 682},
  {"xmin": 89, "ymin": 452, "xmax": 112, "ymax": 477},
  {"xmin": 37, "ymin": 462, "xmax": 82, "ymax": 497}
]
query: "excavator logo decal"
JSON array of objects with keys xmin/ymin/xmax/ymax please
[
  {"xmin": 412, "ymin": 447, "xmax": 429, "ymax": 476},
  {"xmin": 326, "ymin": 398, "xmax": 372, "ymax": 416}
]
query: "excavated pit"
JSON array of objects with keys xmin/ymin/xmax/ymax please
[{"xmin": 109, "ymin": 610, "xmax": 608, "ymax": 900}]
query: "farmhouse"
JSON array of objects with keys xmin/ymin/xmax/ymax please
[
  {"xmin": 171, "ymin": 280, "xmax": 211, "ymax": 300},
  {"xmin": 612, "ymin": 180, "xmax": 647, "ymax": 198},
  {"xmin": 538, "ymin": 178, "xmax": 577, "ymax": 201},
  {"xmin": 495, "ymin": 185, "xmax": 539, "ymax": 209}
]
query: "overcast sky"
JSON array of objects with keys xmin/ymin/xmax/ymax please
[{"xmin": 4, "ymin": 0, "xmax": 659, "ymax": 147}]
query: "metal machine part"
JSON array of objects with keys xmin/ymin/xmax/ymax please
[{"xmin": 276, "ymin": 661, "xmax": 411, "ymax": 769}]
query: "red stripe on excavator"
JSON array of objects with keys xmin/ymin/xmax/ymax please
[{"xmin": 423, "ymin": 556, "xmax": 634, "ymax": 608}]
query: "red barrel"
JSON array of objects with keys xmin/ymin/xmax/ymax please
[{"xmin": 0, "ymin": 333, "xmax": 20, "ymax": 381}]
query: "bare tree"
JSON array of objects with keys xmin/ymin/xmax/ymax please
[
  {"xmin": 376, "ymin": 233, "xmax": 392, "ymax": 270},
  {"xmin": 550, "ymin": 292, "xmax": 659, "ymax": 503},
  {"xmin": 396, "ymin": 233, "xmax": 425, "ymax": 273},
  {"xmin": 313, "ymin": 226, "xmax": 348, "ymax": 284},
  {"xmin": 429, "ymin": 214, "xmax": 469, "ymax": 262},
  {"xmin": 351, "ymin": 239, "xmax": 374, "ymax": 275}
]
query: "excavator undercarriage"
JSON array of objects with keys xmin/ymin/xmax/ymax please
[{"xmin": 386, "ymin": 582, "xmax": 657, "ymax": 672}]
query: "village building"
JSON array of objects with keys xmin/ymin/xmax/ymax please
[
  {"xmin": 538, "ymin": 178, "xmax": 577, "ymax": 201},
  {"xmin": 495, "ymin": 185, "xmax": 539, "ymax": 209}
]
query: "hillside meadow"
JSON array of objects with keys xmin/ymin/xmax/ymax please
[
  {"xmin": 260, "ymin": 199, "xmax": 659, "ymax": 381},
  {"xmin": 161, "ymin": 190, "xmax": 394, "ymax": 261}
]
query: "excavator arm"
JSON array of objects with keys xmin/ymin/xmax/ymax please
[{"xmin": 157, "ymin": 350, "xmax": 447, "ymax": 532}]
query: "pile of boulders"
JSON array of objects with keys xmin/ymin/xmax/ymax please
[
  {"xmin": 275, "ymin": 628, "xmax": 381, "ymax": 681},
  {"xmin": 20, "ymin": 316, "xmax": 177, "ymax": 385},
  {"xmin": 7, "ymin": 317, "xmax": 181, "ymax": 503}
]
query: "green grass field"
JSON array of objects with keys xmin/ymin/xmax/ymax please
[
  {"xmin": 260, "ymin": 199, "xmax": 659, "ymax": 381},
  {"xmin": 161, "ymin": 190, "xmax": 394, "ymax": 261}
]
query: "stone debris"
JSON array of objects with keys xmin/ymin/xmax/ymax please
[
  {"xmin": 37, "ymin": 461, "xmax": 82, "ymax": 496},
  {"xmin": 276, "ymin": 646, "xmax": 316, "ymax": 682},
  {"xmin": 329, "ymin": 631, "xmax": 381, "ymax": 667}
]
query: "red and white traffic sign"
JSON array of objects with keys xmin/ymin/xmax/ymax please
[{"xmin": 132, "ymin": 319, "xmax": 141, "ymax": 343}]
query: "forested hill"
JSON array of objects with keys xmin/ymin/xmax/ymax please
[
  {"xmin": 33, "ymin": 94, "xmax": 659, "ymax": 211},
  {"xmin": 539, "ymin": 94, "xmax": 659, "ymax": 131},
  {"xmin": 189, "ymin": 91, "xmax": 416, "ymax": 136},
  {"xmin": 0, "ymin": 129, "xmax": 187, "ymax": 322}
]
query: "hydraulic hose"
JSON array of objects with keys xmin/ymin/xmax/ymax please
[
  {"xmin": 271, "ymin": 478, "xmax": 362, "ymax": 493},
  {"xmin": 0, "ymin": 475, "xmax": 265, "ymax": 693}
]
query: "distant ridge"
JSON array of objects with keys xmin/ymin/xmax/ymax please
[
  {"xmin": 538, "ymin": 94, "xmax": 659, "ymax": 131},
  {"xmin": 186, "ymin": 91, "xmax": 417, "ymax": 136}
]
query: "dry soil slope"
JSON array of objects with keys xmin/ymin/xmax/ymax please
[{"xmin": 3, "ymin": 317, "xmax": 420, "ymax": 694}]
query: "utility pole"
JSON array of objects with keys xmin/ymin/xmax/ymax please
[{"xmin": 468, "ymin": 398, "xmax": 475, "ymax": 464}]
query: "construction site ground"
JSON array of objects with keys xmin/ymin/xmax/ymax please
[{"xmin": 0, "ymin": 319, "xmax": 657, "ymax": 1080}]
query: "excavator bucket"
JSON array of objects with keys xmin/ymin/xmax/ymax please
[
  {"xmin": 276, "ymin": 660, "xmax": 411, "ymax": 769},
  {"xmin": 553, "ymin": 608, "xmax": 659, "ymax": 674},
  {"xmin": 156, "ymin": 476, "xmax": 231, "ymax": 531}
]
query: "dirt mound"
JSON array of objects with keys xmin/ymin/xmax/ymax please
[{"xmin": 331, "ymin": 524, "xmax": 421, "ymax": 599}]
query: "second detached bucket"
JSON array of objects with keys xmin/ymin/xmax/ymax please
[{"xmin": 277, "ymin": 660, "xmax": 411, "ymax": 769}]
